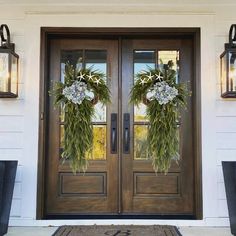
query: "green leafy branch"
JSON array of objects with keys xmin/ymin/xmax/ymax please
[
  {"xmin": 51, "ymin": 63, "xmax": 110, "ymax": 173},
  {"xmin": 130, "ymin": 65, "xmax": 190, "ymax": 173}
]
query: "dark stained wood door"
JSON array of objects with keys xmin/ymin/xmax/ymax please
[
  {"xmin": 121, "ymin": 39, "xmax": 194, "ymax": 215},
  {"xmin": 45, "ymin": 37, "xmax": 195, "ymax": 217},
  {"xmin": 46, "ymin": 39, "xmax": 119, "ymax": 215}
]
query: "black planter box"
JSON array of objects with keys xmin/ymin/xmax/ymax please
[
  {"xmin": 0, "ymin": 161, "xmax": 18, "ymax": 236},
  {"xmin": 222, "ymin": 161, "xmax": 236, "ymax": 236}
]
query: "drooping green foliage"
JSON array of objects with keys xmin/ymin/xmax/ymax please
[
  {"xmin": 130, "ymin": 63, "xmax": 190, "ymax": 173},
  {"xmin": 51, "ymin": 63, "xmax": 110, "ymax": 173}
]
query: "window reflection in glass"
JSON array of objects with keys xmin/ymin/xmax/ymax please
[
  {"xmin": 89, "ymin": 125, "xmax": 106, "ymax": 160},
  {"xmin": 134, "ymin": 125, "xmax": 149, "ymax": 160},
  {"xmin": 85, "ymin": 50, "xmax": 107, "ymax": 122},
  {"xmin": 60, "ymin": 124, "xmax": 107, "ymax": 160},
  {"xmin": 134, "ymin": 50, "xmax": 155, "ymax": 80},
  {"xmin": 85, "ymin": 50, "xmax": 107, "ymax": 76},
  {"xmin": 133, "ymin": 50, "xmax": 155, "ymax": 122},
  {"xmin": 60, "ymin": 50, "xmax": 83, "ymax": 83},
  {"xmin": 158, "ymin": 50, "xmax": 179, "ymax": 83},
  {"xmin": 60, "ymin": 125, "xmax": 64, "ymax": 148}
]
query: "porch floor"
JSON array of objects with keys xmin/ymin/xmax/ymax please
[{"xmin": 5, "ymin": 226, "xmax": 232, "ymax": 236}]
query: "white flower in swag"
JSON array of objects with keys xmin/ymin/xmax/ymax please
[
  {"xmin": 148, "ymin": 81, "xmax": 178, "ymax": 105},
  {"xmin": 62, "ymin": 81, "xmax": 94, "ymax": 104}
]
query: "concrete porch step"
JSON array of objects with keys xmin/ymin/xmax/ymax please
[{"xmin": 5, "ymin": 226, "xmax": 232, "ymax": 236}]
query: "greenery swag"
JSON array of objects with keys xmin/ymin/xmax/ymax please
[
  {"xmin": 52, "ymin": 63, "xmax": 110, "ymax": 172},
  {"xmin": 130, "ymin": 63, "xmax": 190, "ymax": 173}
]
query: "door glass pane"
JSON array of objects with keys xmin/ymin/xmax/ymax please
[
  {"xmin": 89, "ymin": 125, "xmax": 106, "ymax": 160},
  {"xmin": 85, "ymin": 50, "xmax": 107, "ymax": 75},
  {"xmin": 85, "ymin": 50, "xmax": 107, "ymax": 123},
  {"xmin": 133, "ymin": 50, "xmax": 155, "ymax": 122},
  {"xmin": 60, "ymin": 124, "xmax": 107, "ymax": 160},
  {"xmin": 61, "ymin": 50, "xmax": 83, "ymax": 83},
  {"xmin": 134, "ymin": 125, "xmax": 149, "ymax": 160},
  {"xmin": 133, "ymin": 50, "xmax": 180, "ymax": 161},
  {"xmin": 134, "ymin": 50, "xmax": 155, "ymax": 77},
  {"xmin": 158, "ymin": 50, "xmax": 179, "ymax": 83},
  {"xmin": 60, "ymin": 50, "xmax": 108, "ymax": 161},
  {"xmin": 85, "ymin": 50, "xmax": 107, "ymax": 160},
  {"xmin": 60, "ymin": 125, "xmax": 64, "ymax": 149}
]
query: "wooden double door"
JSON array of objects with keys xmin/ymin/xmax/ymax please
[{"xmin": 45, "ymin": 36, "xmax": 196, "ymax": 218}]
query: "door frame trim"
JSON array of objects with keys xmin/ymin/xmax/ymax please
[{"xmin": 37, "ymin": 27, "xmax": 202, "ymax": 220}]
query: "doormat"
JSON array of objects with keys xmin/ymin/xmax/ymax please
[{"xmin": 52, "ymin": 225, "xmax": 182, "ymax": 236}]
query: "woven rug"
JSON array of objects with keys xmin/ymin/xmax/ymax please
[{"xmin": 52, "ymin": 225, "xmax": 182, "ymax": 236}]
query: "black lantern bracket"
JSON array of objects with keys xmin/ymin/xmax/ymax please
[
  {"xmin": 220, "ymin": 24, "xmax": 236, "ymax": 98},
  {"xmin": 0, "ymin": 24, "xmax": 19, "ymax": 98},
  {"xmin": 0, "ymin": 24, "xmax": 15, "ymax": 51},
  {"xmin": 226, "ymin": 24, "xmax": 236, "ymax": 49}
]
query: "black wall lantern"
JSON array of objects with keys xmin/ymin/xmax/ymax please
[
  {"xmin": 221, "ymin": 24, "xmax": 236, "ymax": 98},
  {"xmin": 0, "ymin": 24, "xmax": 19, "ymax": 98}
]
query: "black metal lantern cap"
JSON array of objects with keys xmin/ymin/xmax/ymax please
[
  {"xmin": 0, "ymin": 24, "xmax": 19, "ymax": 98},
  {"xmin": 221, "ymin": 24, "xmax": 236, "ymax": 98}
]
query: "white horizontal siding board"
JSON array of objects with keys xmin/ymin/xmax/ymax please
[
  {"xmin": 218, "ymin": 199, "xmax": 229, "ymax": 217},
  {"xmin": 0, "ymin": 116, "xmax": 24, "ymax": 132},
  {"xmin": 15, "ymin": 165, "xmax": 23, "ymax": 182},
  {"xmin": 10, "ymin": 199, "xmax": 21, "ymax": 218},
  {"xmin": 217, "ymin": 165, "xmax": 224, "ymax": 182},
  {"xmin": 215, "ymin": 84, "xmax": 221, "ymax": 98},
  {"xmin": 0, "ymin": 100, "xmax": 25, "ymax": 116},
  {"xmin": 0, "ymin": 148, "xmax": 23, "ymax": 161},
  {"xmin": 216, "ymin": 132, "xmax": 236, "ymax": 149},
  {"xmin": 13, "ymin": 183, "xmax": 22, "ymax": 199},
  {"xmin": 18, "ymin": 57, "xmax": 25, "ymax": 84},
  {"xmin": 18, "ymin": 83, "xmax": 25, "ymax": 100},
  {"xmin": 0, "ymin": 133, "xmax": 23, "ymax": 148},
  {"xmin": 216, "ymin": 149, "xmax": 236, "ymax": 165},
  {"xmin": 215, "ymin": 33, "xmax": 227, "ymax": 43},
  {"xmin": 0, "ymin": 19, "xmax": 25, "ymax": 36},
  {"xmin": 217, "ymin": 182, "xmax": 226, "ymax": 200},
  {"xmin": 216, "ymin": 117, "xmax": 236, "ymax": 132},
  {"xmin": 214, "ymin": 19, "xmax": 236, "ymax": 35},
  {"xmin": 216, "ymin": 101, "xmax": 236, "ymax": 117},
  {"xmin": 0, "ymin": 6, "xmax": 25, "ymax": 21},
  {"xmin": 11, "ymin": 35, "xmax": 25, "ymax": 52}
]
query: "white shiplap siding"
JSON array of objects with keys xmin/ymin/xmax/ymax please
[{"xmin": 0, "ymin": 16, "xmax": 25, "ymax": 219}]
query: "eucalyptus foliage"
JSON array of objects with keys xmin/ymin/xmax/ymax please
[
  {"xmin": 51, "ymin": 63, "xmax": 110, "ymax": 172},
  {"xmin": 130, "ymin": 64, "xmax": 190, "ymax": 173}
]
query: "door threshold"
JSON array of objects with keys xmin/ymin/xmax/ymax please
[{"xmin": 45, "ymin": 214, "xmax": 196, "ymax": 220}]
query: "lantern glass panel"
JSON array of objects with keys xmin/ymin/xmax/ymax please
[
  {"xmin": 229, "ymin": 52, "xmax": 236, "ymax": 92},
  {"xmin": 0, "ymin": 53, "xmax": 9, "ymax": 93},
  {"xmin": 11, "ymin": 54, "xmax": 18, "ymax": 95}
]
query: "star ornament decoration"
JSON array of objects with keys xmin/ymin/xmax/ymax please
[
  {"xmin": 93, "ymin": 77, "xmax": 101, "ymax": 85},
  {"xmin": 146, "ymin": 72, "xmax": 154, "ymax": 82},
  {"xmin": 139, "ymin": 77, "xmax": 149, "ymax": 85},
  {"xmin": 155, "ymin": 72, "xmax": 164, "ymax": 81},
  {"xmin": 87, "ymin": 72, "xmax": 95, "ymax": 81},
  {"xmin": 77, "ymin": 72, "xmax": 86, "ymax": 81}
]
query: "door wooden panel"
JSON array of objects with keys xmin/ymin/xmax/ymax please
[{"xmin": 45, "ymin": 36, "xmax": 196, "ymax": 217}]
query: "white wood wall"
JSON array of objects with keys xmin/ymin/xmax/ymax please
[{"xmin": 0, "ymin": 0, "xmax": 236, "ymax": 226}]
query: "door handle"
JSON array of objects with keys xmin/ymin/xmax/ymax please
[
  {"xmin": 123, "ymin": 113, "xmax": 130, "ymax": 154},
  {"xmin": 111, "ymin": 113, "xmax": 117, "ymax": 154}
]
